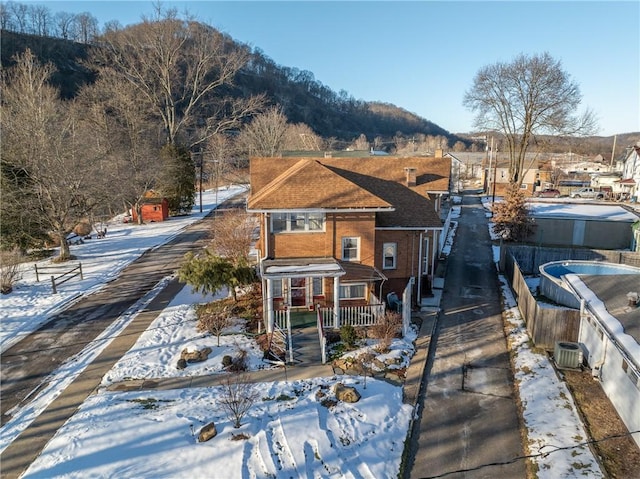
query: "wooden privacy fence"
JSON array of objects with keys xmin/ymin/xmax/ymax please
[
  {"xmin": 34, "ymin": 262, "xmax": 83, "ymax": 294},
  {"xmin": 508, "ymin": 256, "xmax": 580, "ymax": 350}
]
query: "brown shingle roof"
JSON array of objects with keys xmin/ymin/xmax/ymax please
[
  {"xmin": 248, "ymin": 159, "xmax": 392, "ymax": 210},
  {"xmin": 248, "ymin": 156, "xmax": 451, "ymax": 228}
]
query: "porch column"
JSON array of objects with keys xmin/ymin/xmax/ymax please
[
  {"xmin": 333, "ymin": 275, "xmax": 340, "ymax": 329},
  {"xmin": 266, "ymin": 277, "xmax": 274, "ymax": 333}
]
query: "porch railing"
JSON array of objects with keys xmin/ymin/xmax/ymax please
[
  {"xmin": 402, "ymin": 278, "xmax": 414, "ymax": 337},
  {"xmin": 319, "ymin": 303, "xmax": 386, "ymax": 330},
  {"xmin": 316, "ymin": 307, "xmax": 327, "ymax": 364},
  {"xmin": 273, "ymin": 308, "xmax": 293, "ymax": 363}
]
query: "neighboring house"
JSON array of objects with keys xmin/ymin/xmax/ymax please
[
  {"xmin": 590, "ymin": 172, "xmax": 621, "ymax": 198},
  {"xmin": 247, "ymin": 155, "xmax": 451, "ymax": 332},
  {"xmin": 525, "ymin": 203, "xmax": 639, "ymax": 250},
  {"xmin": 562, "ymin": 270, "xmax": 640, "ymax": 448},
  {"xmin": 616, "ymin": 145, "xmax": 640, "ymax": 200},
  {"xmin": 445, "ymin": 152, "xmax": 486, "ymax": 191},
  {"xmin": 486, "ymin": 162, "xmax": 538, "ymax": 197},
  {"xmin": 131, "ymin": 193, "xmax": 169, "ymax": 223}
]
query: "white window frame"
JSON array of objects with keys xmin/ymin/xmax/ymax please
[
  {"xmin": 341, "ymin": 236, "xmax": 360, "ymax": 261},
  {"xmin": 383, "ymin": 242, "xmax": 397, "ymax": 269},
  {"xmin": 271, "ymin": 213, "xmax": 325, "ymax": 233},
  {"xmin": 312, "ymin": 277, "xmax": 323, "ymax": 296},
  {"xmin": 272, "ymin": 279, "xmax": 283, "ymax": 298},
  {"xmin": 339, "ymin": 283, "xmax": 366, "ymax": 299}
]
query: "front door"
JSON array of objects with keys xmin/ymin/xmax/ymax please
[{"xmin": 290, "ymin": 278, "xmax": 307, "ymax": 307}]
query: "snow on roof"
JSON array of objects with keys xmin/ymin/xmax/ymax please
[
  {"xmin": 528, "ymin": 203, "xmax": 639, "ymax": 222},
  {"xmin": 565, "ymin": 274, "xmax": 640, "ymax": 365}
]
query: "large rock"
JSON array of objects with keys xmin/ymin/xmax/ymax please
[
  {"xmin": 198, "ymin": 422, "xmax": 217, "ymax": 442},
  {"xmin": 333, "ymin": 382, "xmax": 361, "ymax": 403},
  {"xmin": 181, "ymin": 346, "xmax": 212, "ymax": 363}
]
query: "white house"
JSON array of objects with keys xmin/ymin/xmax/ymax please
[
  {"xmin": 564, "ymin": 271, "xmax": 640, "ymax": 448},
  {"xmin": 616, "ymin": 145, "xmax": 640, "ymax": 200}
]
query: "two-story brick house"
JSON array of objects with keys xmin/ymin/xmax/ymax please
[{"xmin": 247, "ymin": 155, "xmax": 451, "ymax": 332}]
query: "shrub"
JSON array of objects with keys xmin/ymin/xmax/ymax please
[
  {"xmin": 218, "ymin": 373, "xmax": 258, "ymax": 428},
  {"xmin": 340, "ymin": 324, "xmax": 358, "ymax": 348},
  {"xmin": 370, "ymin": 312, "xmax": 402, "ymax": 352},
  {"xmin": 0, "ymin": 249, "xmax": 24, "ymax": 294},
  {"xmin": 196, "ymin": 303, "xmax": 232, "ymax": 346}
]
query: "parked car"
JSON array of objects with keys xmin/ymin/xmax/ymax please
[
  {"xmin": 570, "ymin": 187, "xmax": 604, "ymax": 199},
  {"xmin": 533, "ymin": 188, "xmax": 561, "ymax": 198}
]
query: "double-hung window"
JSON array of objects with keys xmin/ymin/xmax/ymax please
[
  {"xmin": 341, "ymin": 237, "xmax": 359, "ymax": 261},
  {"xmin": 271, "ymin": 213, "xmax": 325, "ymax": 233},
  {"xmin": 383, "ymin": 242, "xmax": 397, "ymax": 269},
  {"xmin": 271, "ymin": 279, "xmax": 283, "ymax": 298},
  {"xmin": 339, "ymin": 283, "xmax": 366, "ymax": 299}
]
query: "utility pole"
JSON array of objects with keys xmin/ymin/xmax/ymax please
[{"xmin": 610, "ymin": 135, "xmax": 617, "ymax": 168}]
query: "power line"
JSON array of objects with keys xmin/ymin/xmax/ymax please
[{"xmin": 419, "ymin": 429, "xmax": 640, "ymax": 479}]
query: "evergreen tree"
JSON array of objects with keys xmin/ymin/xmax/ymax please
[
  {"xmin": 178, "ymin": 251, "xmax": 257, "ymax": 302},
  {"xmin": 157, "ymin": 144, "xmax": 195, "ymax": 215},
  {"xmin": 491, "ymin": 184, "xmax": 536, "ymax": 242}
]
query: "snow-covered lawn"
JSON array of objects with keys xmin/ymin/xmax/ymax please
[
  {"xmin": 0, "ymin": 185, "xmax": 248, "ymax": 353},
  {"xmin": 22, "ymin": 377, "xmax": 411, "ymax": 479}
]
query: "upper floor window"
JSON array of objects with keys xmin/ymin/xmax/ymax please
[
  {"xmin": 271, "ymin": 213, "xmax": 325, "ymax": 233},
  {"xmin": 383, "ymin": 242, "xmax": 397, "ymax": 269},
  {"xmin": 342, "ymin": 237, "xmax": 360, "ymax": 261}
]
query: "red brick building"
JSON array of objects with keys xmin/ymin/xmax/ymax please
[{"xmin": 247, "ymin": 154, "xmax": 451, "ymax": 331}]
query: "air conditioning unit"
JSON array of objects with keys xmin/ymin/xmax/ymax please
[{"xmin": 554, "ymin": 342, "xmax": 583, "ymax": 369}]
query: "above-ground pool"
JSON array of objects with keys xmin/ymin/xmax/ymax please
[
  {"xmin": 539, "ymin": 261, "xmax": 640, "ymax": 308},
  {"xmin": 542, "ymin": 261, "xmax": 640, "ymax": 279}
]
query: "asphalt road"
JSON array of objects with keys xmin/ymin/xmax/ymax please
[
  {"xmin": 0, "ymin": 196, "xmax": 246, "ymax": 427},
  {"xmin": 406, "ymin": 192, "xmax": 526, "ymax": 478}
]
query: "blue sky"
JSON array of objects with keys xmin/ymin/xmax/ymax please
[{"xmin": 25, "ymin": 1, "xmax": 640, "ymax": 137}]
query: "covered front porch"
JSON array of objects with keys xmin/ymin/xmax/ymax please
[{"xmin": 260, "ymin": 257, "xmax": 387, "ymax": 334}]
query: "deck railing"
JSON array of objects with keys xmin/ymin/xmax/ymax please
[{"xmin": 319, "ymin": 303, "xmax": 386, "ymax": 330}]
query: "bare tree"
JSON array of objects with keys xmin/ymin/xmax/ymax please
[
  {"xmin": 218, "ymin": 373, "xmax": 258, "ymax": 428},
  {"xmin": 350, "ymin": 133, "xmax": 369, "ymax": 151},
  {"xmin": 0, "ymin": 2, "xmax": 12, "ymax": 30},
  {"xmin": 236, "ymin": 106, "xmax": 288, "ymax": 157},
  {"xmin": 1, "ymin": 50, "xmax": 100, "ymax": 260},
  {"xmin": 102, "ymin": 19, "xmax": 122, "ymax": 34},
  {"xmin": 209, "ymin": 209, "xmax": 258, "ymax": 265},
  {"xmin": 282, "ymin": 122, "xmax": 324, "ymax": 151},
  {"xmin": 196, "ymin": 303, "xmax": 232, "ymax": 346},
  {"xmin": 93, "ymin": 6, "xmax": 262, "ymax": 148},
  {"xmin": 9, "ymin": 1, "xmax": 27, "ymax": 32},
  {"xmin": 53, "ymin": 11, "xmax": 75, "ymax": 39},
  {"xmin": 28, "ymin": 4, "xmax": 50, "ymax": 36},
  {"xmin": 464, "ymin": 52, "xmax": 597, "ymax": 183},
  {"xmin": 73, "ymin": 12, "xmax": 98, "ymax": 43},
  {"xmin": 76, "ymin": 75, "xmax": 160, "ymax": 224}
]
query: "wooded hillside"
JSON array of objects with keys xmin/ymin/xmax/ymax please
[{"xmin": 0, "ymin": 28, "xmax": 460, "ymax": 147}]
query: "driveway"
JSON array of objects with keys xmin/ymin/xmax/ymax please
[{"xmin": 406, "ymin": 192, "xmax": 526, "ymax": 478}]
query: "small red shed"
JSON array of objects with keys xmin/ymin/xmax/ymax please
[{"xmin": 132, "ymin": 195, "xmax": 169, "ymax": 222}]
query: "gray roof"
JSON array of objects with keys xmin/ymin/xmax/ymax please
[{"xmin": 579, "ymin": 274, "xmax": 640, "ymax": 347}]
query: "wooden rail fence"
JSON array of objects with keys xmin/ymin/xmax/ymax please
[{"xmin": 34, "ymin": 262, "xmax": 83, "ymax": 293}]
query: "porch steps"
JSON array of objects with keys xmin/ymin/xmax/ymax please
[{"xmin": 290, "ymin": 326, "xmax": 324, "ymax": 365}]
